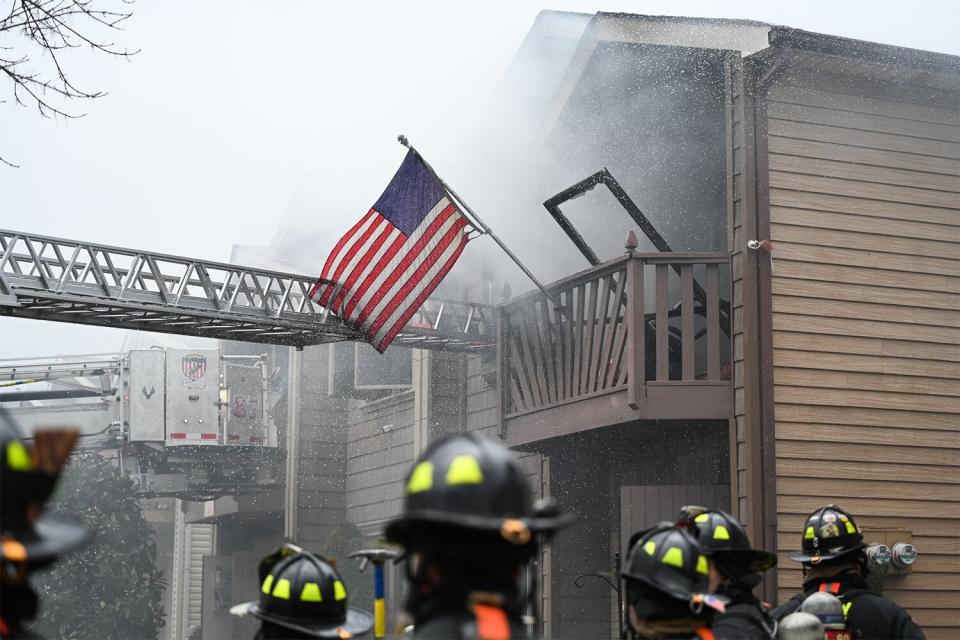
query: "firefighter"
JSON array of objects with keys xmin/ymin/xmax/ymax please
[
  {"xmin": 771, "ymin": 505, "xmax": 924, "ymax": 639},
  {"xmin": 384, "ymin": 432, "xmax": 573, "ymax": 639},
  {"xmin": 231, "ymin": 543, "xmax": 374, "ymax": 639},
  {"xmin": 0, "ymin": 409, "xmax": 91, "ymax": 639},
  {"xmin": 679, "ymin": 508, "xmax": 777, "ymax": 639},
  {"xmin": 621, "ymin": 524, "xmax": 727, "ymax": 640}
]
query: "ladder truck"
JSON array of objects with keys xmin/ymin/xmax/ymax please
[{"xmin": 1, "ymin": 347, "xmax": 282, "ymax": 500}]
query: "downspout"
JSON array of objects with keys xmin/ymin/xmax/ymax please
[{"xmin": 284, "ymin": 346, "xmax": 301, "ymax": 541}]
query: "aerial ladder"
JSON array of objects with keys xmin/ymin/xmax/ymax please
[{"xmin": 0, "ymin": 229, "xmax": 495, "ymax": 351}]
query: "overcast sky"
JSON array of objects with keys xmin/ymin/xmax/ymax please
[{"xmin": 1, "ymin": 0, "xmax": 957, "ymax": 359}]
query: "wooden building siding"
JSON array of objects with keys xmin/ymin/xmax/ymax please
[
  {"xmin": 296, "ymin": 345, "xmax": 349, "ymax": 548},
  {"xmin": 466, "ymin": 353, "xmax": 500, "ymax": 438},
  {"xmin": 341, "ymin": 350, "xmax": 540, "ymax": 534},
  {"xmin": 764, "ymin": 78, "xmax": 960, "ymax": 636},
  {"xmin": 345, "ymin": 390, "xmax": 415, "ymax": 531}
]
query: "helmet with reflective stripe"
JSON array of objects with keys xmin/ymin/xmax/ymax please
[
  {"xmin": 231, "ymin": 547, "xmax": 372, "ymax": 638},
  {"xmin": 681, "ymin": 508, "xmax": 776, "ymax": 576},
  {"xmin": 621, "ymin": 525, "xmax": 726, "ymax": 613},
  {"xmin": 0, "ymin": 408, "xmax": 90, "ymax": 571},
  {"xmin": 790, "ymin": 505, "xmax": 864, "ymax": 564},
  {"xmin": 384, "ymin": 432, "xmax": 572, "ymax": 548}
]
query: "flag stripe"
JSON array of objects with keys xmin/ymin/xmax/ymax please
[
  {"xmin": 324, "ymin": 215, "xmax": 388, "ymax": 311},
  {"xmin": 342, "ymin": 197, "xmax": 451, "ymax": 322},
  {"xmin": 316, "ymin": 211, "xmax": 382, "ymax": 306},
  {"xmin": 311, "ymin": 208, "xmax": 376, "ymax": 300},
  {"xmin": 341, "ymin": 227, "xmax": 407, "ymax": 322},
  {"xmin": 366, "ymin": 216, "xmax": 468, "ymax": 343},
  {"xmin": 374, "ymin": 229, "xmax": 469, "ymax": 351},
  {"xmin": 321, "ymin": 208, "xmax": 377, "ymax": 280},
  {"xmin": 354, "ymin": 202, "xmax": 459, "ymax": 330},
  {"xmin": 333, "ymin": 223, "xmax": 403, "ymax": 313},
  {"xmin": 369, "ymin": 220, "xmax": 467, "ymax": 346}
]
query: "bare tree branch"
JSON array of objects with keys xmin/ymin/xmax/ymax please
[{"xmin": 0, "ymin": 0, "xmax": 137, "ymax": 166}]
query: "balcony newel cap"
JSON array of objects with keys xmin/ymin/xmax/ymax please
[{"xmin": 625, "ymin": 230, "xmax": 638, "ymax": 256}]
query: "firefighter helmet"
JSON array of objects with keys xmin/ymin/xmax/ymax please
[
  {"xmin": 681, "ymin": 508, "xmax": 776, "ymax": 576},
  {"xmin": 778, "ymin": 612, "xmax": 825, "ymax": 640},
  {"xmin": 621, "ymin": 525, "xmax": 727, "ymax": 615},
  {"xmin": 800, "ymin": 592, "xmax": 846, "ymax": 630},
  {"xmin": 231, "ymin": 548, "xmax": 373, "ymax": 638},
  {"xmin": 0, "ymin": 409, "xmax": 90, "ymax": 572},
  {"xmin": 790, "ymin": 505, "xmax": 864, "ymax": 564},
  {"xmin": 384, "ymin": 432, "xmax": 573, "ymax": 548}
]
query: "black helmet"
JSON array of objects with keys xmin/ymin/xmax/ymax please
[
  {"xmin": 790, "ymin": 505, "xmax": 864, "ymax": 564},
  {"xmin": 0, "ymin": 409, "xmax": 90, "ymax": 572},
  {"xmin": 231, "ymin": 547, "xmax": 373, "ymax": 638},
  {"xmin": 621, "ymin": 525, "xmax": 727, "ymax": 615},
  {"xmin": 384, "ymin": 433, "xmax": 572, "ymax": 548},
  {"xmin": 680, "ymin": 508, "xmax": 776, "ymax": 576}
]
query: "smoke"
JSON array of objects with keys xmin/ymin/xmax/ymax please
[
  {"xmin": 438, "ymin": 12, "xmax": 749, "ymax": 297},
  {"xmin": 238, "ymin": 11, "xmax": 748, "ymax": 307}
]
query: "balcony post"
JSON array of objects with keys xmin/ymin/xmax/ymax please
[
  {"xmin": 625, "ymin": 237, "xmax": 645, "ymax": 409},
  {"xmin": 497, "ymin": 305, "xmax": 509, "ymax": 439}
]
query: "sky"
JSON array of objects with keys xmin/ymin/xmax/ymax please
[{"xmin": 1, "ymin": 0, "xmax": 957, "ymax": 359}]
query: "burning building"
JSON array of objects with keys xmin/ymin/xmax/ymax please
[{"xmin": 136, "ymin": 11, "xmax": 958, "ymax": 639}]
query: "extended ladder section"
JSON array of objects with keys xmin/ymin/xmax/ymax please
[{"xmin": 0, "ymin": 230, "xmax": 494, "ymax": 351}]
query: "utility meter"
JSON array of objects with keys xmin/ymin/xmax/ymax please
[
  {"xmin": 891, "ymin": 542, "xmax": 917, "ymax": 568},
  {"xmin": 865, "ymin": 544, "xmax": 891, "ymax": 567}
]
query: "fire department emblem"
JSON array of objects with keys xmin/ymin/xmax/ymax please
[{"xmin": 182, "ymin": 354, "xmax": 208, "ymax": 381}]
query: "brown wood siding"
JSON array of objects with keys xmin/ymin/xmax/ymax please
[{"xmin": 765, "ymin": 80, "xmax": 960, "ymax": 634}]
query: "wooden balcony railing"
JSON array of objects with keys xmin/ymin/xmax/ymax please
[{"xmin": 497, "ymin": 252, "xmax": 731, "ymax": 444}]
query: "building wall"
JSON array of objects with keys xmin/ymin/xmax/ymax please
[
  {"xmin": 764, "ymin": 74, "xmax": 960, "ymax": 636},
  {"xmin": 296, "ymin": 345, "xmax": 348, "ymax": 549},
  {"xmin": 346, "ymin": 389, "xmax": 415, "ymax": 532},
  {"xmin": 466, "ymin": 353, "xmax": 499, "ymax": 439}
]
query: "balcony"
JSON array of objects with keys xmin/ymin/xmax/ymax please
[{"xmin": 497, "ymin": 252, "xmax": 732, "ymax": 446}]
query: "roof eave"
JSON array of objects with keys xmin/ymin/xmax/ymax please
[{"xmin": 768, "ymin": 26, "xmax": 959, "ymax": 75}]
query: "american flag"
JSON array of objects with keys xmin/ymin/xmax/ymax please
[{"xmin": 310, "ymin": 150, "xmax": 473, "ymax": 352}]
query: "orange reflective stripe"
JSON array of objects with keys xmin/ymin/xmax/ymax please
[
  {"xmin": 818, "ymin": 582, "xmax": 841, "ymax": 594},
  {"xmin": 473, "ymin": 604, "xmax": 510, "ymax": 640},
  {"xmin": 695, "ymin": 627, "xmax": 716, "ymax": 640}
]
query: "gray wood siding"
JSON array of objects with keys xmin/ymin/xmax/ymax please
[
  {"xmin": 765, "ymin": 80, "xmax": 960, "ymax": 636},
  {"xmin": 297, "ymin": 345, "xmax": 348, "ymax": 547},
  {"xmin": 466, "ymin": 354, "xmax": 499, "ymax": 437},
  {"xmin": 345, "ymin": 390, "xmax": 415, "ymax": 532},
  {"xmin": 343, "ymin": 351, "xmax": 497, "ymax": 534}
]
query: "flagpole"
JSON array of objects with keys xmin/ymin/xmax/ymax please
[{"xmin": 397, "ymin": 135, "xmax": 564, "ymax": 311}]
